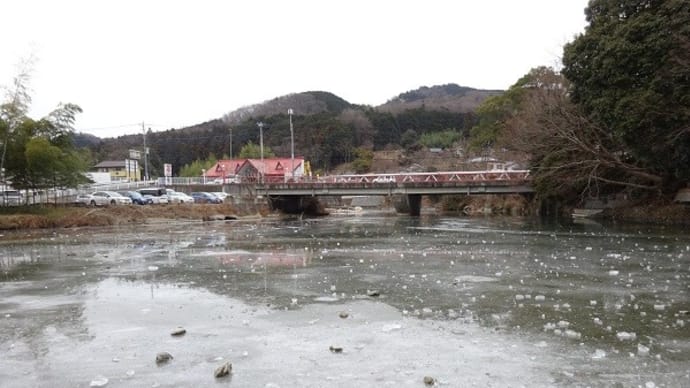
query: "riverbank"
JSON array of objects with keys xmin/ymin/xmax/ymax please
[
  {"xmin": 600, "ymin": 201, "xmax": 690, "ymax": 226},
  {"xmin": 0, "ymin": 203, "xmax": 269, "ymax": 231}
]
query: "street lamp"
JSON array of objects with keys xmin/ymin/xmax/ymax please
[
  {"xmin": 257, "ymin": 122, "xmax": 265, "ymax": 183},
  {"xmin": 288, "ymin": 109, "xmax": 294, "ymax": 182}
]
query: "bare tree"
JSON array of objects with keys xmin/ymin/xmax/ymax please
[{"xmin": 501, "ymin": 73, "xmax": 663, "ymax": 201}]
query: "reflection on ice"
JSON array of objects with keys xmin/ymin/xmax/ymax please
[{"xmin": 0, "ymin": 216, "xmax": 689, "ymax": 386}]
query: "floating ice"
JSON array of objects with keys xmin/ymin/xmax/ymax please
[
  {"xmin": 591, "ymin": 349, "xmax": 607, "ymax": 360},
  {"xmin": 590, "ymin": 300, "xmax": 597, "ymax": 306},
  {"xmin": 593, "ymin": 317, "xmax": 602, "ymax": 325},
  {"xmin": 381, "ymin": 323, "xmax": 402, "ymax": 333},
  {"xmin": 89, "ymin": 376, "xmax": 109, "ymax": 387},
  {"xmin": 653, "ymin": 304, "xmax": 665, "ymax": 311},
  {"xmin": 564, "ymin": 330, "xmax": 581, "ymax": 340},
  {"xmin": 453, "ymin": 275, "xmax": 496, "ymax": 283},
  {"xmin": 515, "ymin": 294, "xmax": 525, "ymax": 301},
  {"xmin": 535, "ymin": 295, "xmax": 545, "ymax": 302},
  {"xmin": 608, "ymin": 270, "xmax": 619, "ymax": 276},
  {"xmin": 313, "ymin": 296, "xmax": 339, "ymax": 302},
  {"xmin": 148, "ymin": 265, "xmax": 159, "ymax": 271},
  {"xmin": 637, "ymin": 344, "xmax": 650, "ymax": 356},
  {"xmin": 616, "ymin": 331, "xmax": 637, "ymax": 341},
  {"xmin": 557, "ymin": 321, "xmax": 570, "ymax": 329}
]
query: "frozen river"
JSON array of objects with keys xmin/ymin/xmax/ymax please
[{"xmin": 1, "ymin": 213, "xmax": 689, "ymax": 387}]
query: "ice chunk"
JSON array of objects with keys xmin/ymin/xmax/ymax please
[
  {"xmin": 616, "ymin": 331, "xmax": 637, "ymax": 341},
  {"xmin": 564, "ymin": 330, "xmax": 581, "ymax": 340},
  {"xmin": 148, "ymin": 265, "xmax": 159, "ymax": 271},
  {"xmin": 556, "ymin": 320, "xmax": 570, "ymax": 329},
  {"xmin": 608, "ymin": 270, "xmax": 619, "ymax": 276},
  {"xmin": 637, "ymin": 344, "xmax": 650, "ymax": 356},
  {"xmin": 313, "ymin": 296, "xmax": 339, "ymax": 302},
  {"xmin": 515, "ymin": 294, "xmax": 525, "ymax": 301},
  {"xmin": 382, "ymin": 323, "xmax": 402, "ymax": 333},
  {"xmin": 653, "ymin": 304, "xmax": 665, "ymax": 311},
  {"xmin": 591, "ymin": 349, "xmax": 607, "ymax": 360},
  {"xmin": 89, "ymin": 376, "xmax": 109, "ymax": 387},
  {"xmin": 535, "ymin": 295, "xmax": 545, "ymax": 302}
]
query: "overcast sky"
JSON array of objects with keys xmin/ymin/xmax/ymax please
[{"xmin": 1, "ymin": 0, "xmax": 589, "ymax": 138}]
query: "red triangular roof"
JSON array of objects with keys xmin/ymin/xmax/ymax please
[
  {"xmin": 238, "ymin": 157, "xmax": 304, "ymax": 176},
  {"xmin": 203, "ymin": 159, "xmax": 246, "ymax": 177}
]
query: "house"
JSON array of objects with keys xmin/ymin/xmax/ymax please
[
  {"xmin": 203, "ymin": 159, "xmax": 246, "ymax": 181},
  {"xmin": 236, "ymin": 157, "xmax": 306, "ymax": 182},
  {"xmin": 93, "ymin": 159, "xmax": 141, "ymax": 182}
]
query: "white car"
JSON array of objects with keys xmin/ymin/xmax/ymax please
[
  {"xmin": 143, "ymin": 194, "xmax": 169, "ymax": 204},
  {"xmin": 74, "ymin": 194, "xmax": 96, "ymax": 207},
  {"xmin": 91, "ymin": 191, "xmax": 133, "ymax": 206},
  {"xmin": 168, "ymin": 192, "xmax": 194, "ymax": 204}
]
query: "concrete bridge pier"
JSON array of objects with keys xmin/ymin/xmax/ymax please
[
  {"xmin": 407, "ymin": 194, "xmax": 422, "ymax": 216},
  {"xmin": 268, "ymin": 195, "xmax": 328, "ymax": 216}
]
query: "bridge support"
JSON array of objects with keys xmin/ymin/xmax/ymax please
[
  {"xmin": 407, "ymin": 194, "xmax": 422, "ymax": 216},
  {"xmin": 268, "ymin": 195, "xmax": 328, "ymax": 216}
]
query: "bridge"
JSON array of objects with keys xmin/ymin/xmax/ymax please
[{"xmin": 253, "ymin": 170, "xmax": 533, "ymax": 216}]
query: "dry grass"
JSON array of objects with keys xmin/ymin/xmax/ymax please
[{"xmin": 0, "ymin": 203, "xmax": 266, "ymax": 231}]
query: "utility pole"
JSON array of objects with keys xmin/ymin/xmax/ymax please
[
  {"xmin": 257, "ymin": 122, "xmax": 265, "ymax": 183},
  {"xmin": 288, "ymin": 109, "xmax": 294, "ymax": 182},
  {"xmin": 142, "ymin": 122, "xmax": 149, "ymax": 181},
  {"xmin": 229, "ymin": 127, "xmax": 233, "ymax": 159}
]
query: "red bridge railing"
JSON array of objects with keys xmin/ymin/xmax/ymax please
[{"xmin": 254, "ymin": 170, "xmax": 530, "ymax": 185}]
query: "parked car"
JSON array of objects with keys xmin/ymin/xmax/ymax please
[
  {"xmin": 142, "ymin": 194, "xmax": 168, "ymax": 204},
  {"xmin": 168, "ymin": 191, "xmax": 194, "ymax": 204},
  {"xmin": 209, "ymin": 192, "xmax": 229, "ymax": 203},
  {"xmin": 138, "ymin": 188, "xmax": 168, "ymax": 204},
  {"xmin": 1, "ymin": 190, "xmax": 23, "ymax": 206},
  {"xmin": 191, "ymin": 192, "xmax": 222, "ymax": 204},
  {"xmin": 91, "ymin": 191, "xmax": 133, "ymax": 206},
  {"xmin": 74, "ymin": 193, "xmax": 96, "ymax": 207},
  {"xmin": 119, "ymin": 191, "xmax": 152, "ymax": 205}
]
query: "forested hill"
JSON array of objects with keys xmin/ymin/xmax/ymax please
[
  {"xmin": 79, "ymin": 84, "xmax": 501, "ymax": 176},
  {"xmin": 378, "ymin": 84, "xmax": 503, "ymax": 114},
  {"xmin": 222, "ymin": 91, "xmax": 352, "ymax": 124}
]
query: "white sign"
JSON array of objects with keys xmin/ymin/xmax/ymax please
[{"xmin": 164, "ymin": 163, "xmax": 172, "ymax": 177}]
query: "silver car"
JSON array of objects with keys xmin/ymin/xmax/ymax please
[
  {"xmin": 168, "ymin": 191, "xmax": 194, "ymax": 204},
  {"xmin": 91, "ymin": 191, "xmax": 133, "ymax": 206}
]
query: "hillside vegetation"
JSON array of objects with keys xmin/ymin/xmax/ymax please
[{"xmin": 82, "ymin": 84, "xmax": 496, "ymax": 176}]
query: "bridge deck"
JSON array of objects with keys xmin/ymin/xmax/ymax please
[{"xmin": 255, "ymin": 170, "xmax": 533, "ymax": 196}]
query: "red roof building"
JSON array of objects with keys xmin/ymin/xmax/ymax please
[
  {"xmin": 203, "ymin": 159, "xmax": 246, "ymax": 179},
  {"xmin": 236, "ymin": 157, "xmax": 305, "ymax": 182}
]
